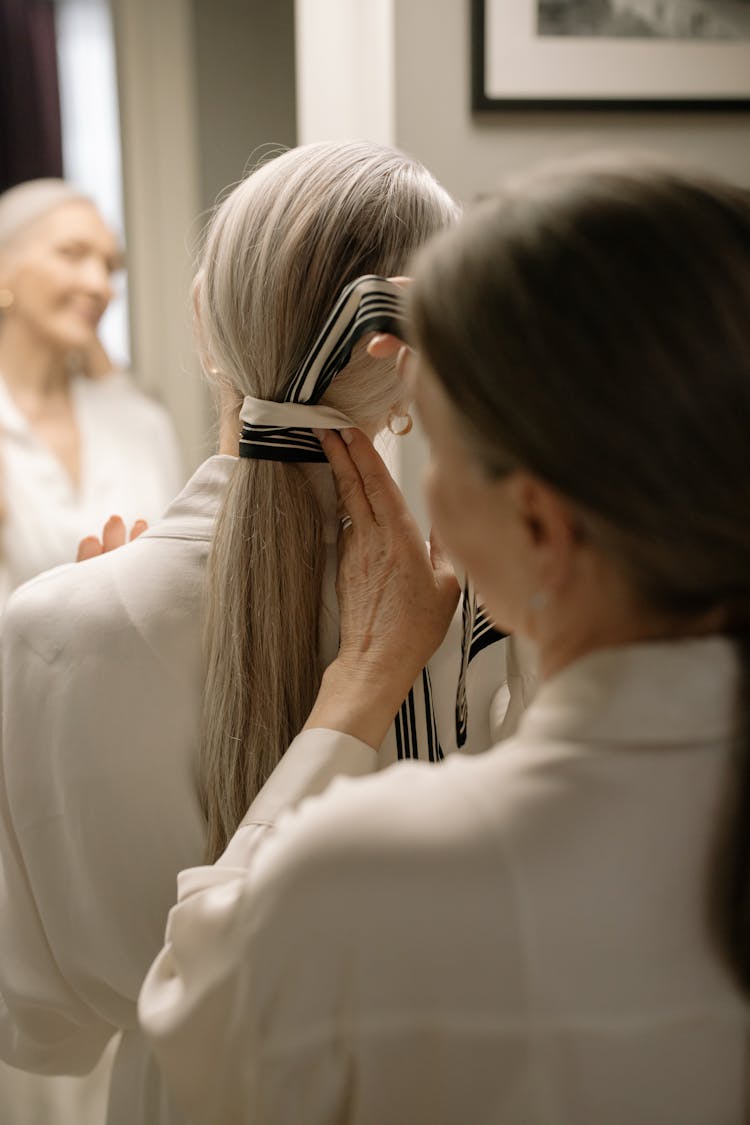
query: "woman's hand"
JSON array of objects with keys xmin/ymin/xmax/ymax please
[
  {"xmin": 366, "ymin": 274, "xmax": 413, "ymax": 366},
  {"xmin": 304, "ymin": 428, "xmax": 459, "ymax": 749},
  {"xmin": 76, "ymin": 515, "xmax": 148, "ymax": 562}
]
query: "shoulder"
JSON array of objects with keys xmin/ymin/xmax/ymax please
[
  {"xmin": 3, "ymin": 560, "xmax": 99, "ymax": 653},
  {"xmin": 2, "ymin": 531, "xmax": 202, "ymax": 665},
  {"xmin": 2, "ymin": 553, "xmax": 132, "ymax": 675}
]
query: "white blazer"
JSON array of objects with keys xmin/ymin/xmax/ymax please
[
  {"xmin": 139, "ymin": 636, "xmax": 749, "ymax": 1125},
  {"xmin": 0, "ymin": 455, "xmax": 516, "ymax": 1125},
  {"xmin": 0, "ymin": 370, "xmax": 184, "ymax": 609}
]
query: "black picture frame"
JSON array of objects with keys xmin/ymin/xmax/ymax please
[{"xmin": 471, "ymin": 0, "xmax": 750, "ymax": 112}]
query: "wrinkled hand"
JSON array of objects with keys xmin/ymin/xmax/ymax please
[
  {"xmin": 303, "ymin": 428, "xmax": 459, "ymax": 749},
  {"xmin": 327, "ymin": 428, "xmax": 458, "ymax": 679},
  {"xmin": 76, "ymin": 515, "xmax": 148, "ymax": 562}
]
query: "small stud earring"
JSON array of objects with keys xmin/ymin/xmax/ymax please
[
  {"xmin": 0, "ymin": 288, "xmax": 14, "ymax": 310},
  {"xmin": 387, "ymin": 410, "xmax": 413, "ymax": 436},
  {"xmin": 529, "ymin": 590, "xmax": 550, "ymax": 612}
]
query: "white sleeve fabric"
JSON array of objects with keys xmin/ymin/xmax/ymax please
[
  {"xmin": 0, "ymin": 551, "xmax": 206, "ymax": 1076},
  {"xmin": 0, "ymin": 637, "xmax": 114, "ymax": 1074},
  {"xmin": 139, "ymin": 728, "xmax": 377, "ymax": 1122},
  {"xmin": 0, "ymin": 576, "xmax": 375, "ymax": 1084}
]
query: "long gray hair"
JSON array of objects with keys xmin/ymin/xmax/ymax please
[{"xmin": 198, "ymin": 141, "xmax": 457, "ymax": 860}]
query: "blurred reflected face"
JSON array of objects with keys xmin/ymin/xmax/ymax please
[
  {"xmin": 413, "ymin": 352, "xmax": 527, "ymax": 634},
  {"xmin": 0, "ymin": 201, "xmax": 122, "ymax": 353}
]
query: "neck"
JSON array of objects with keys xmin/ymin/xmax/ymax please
[
  {"xmin": 537, "ymin": 613, "xmax": 667, "ymax": 682},
  {"xmin": 532, "ymin": 553, "xmax": 723, "ymax": 682},
  {"xmin": 218, "ymin": 399, "xmax": 240, "ymax": 455},
  {"xmin": 0, "ymin": 320, "xmax": 71, "ymax": 399}
]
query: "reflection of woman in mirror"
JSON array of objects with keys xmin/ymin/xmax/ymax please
[{"xmin": 0, "ymin": 179, "xmax": 183, "ymax": 608}]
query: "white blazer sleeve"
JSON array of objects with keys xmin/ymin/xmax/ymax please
[
  {"xmin": 138, "ymin": 728, "xmax": 376, "ymax": 1121},
  {"xmin": 0, "ymin": 562, "xmax": 375, "ymax": 1082},
  {"xmin": 0, "ymin": 654, "xmax": 114, "ymax": 1074},
  {"xmin": 0, "ymin": 564, "xmax": 208, "ymax": 1075}
]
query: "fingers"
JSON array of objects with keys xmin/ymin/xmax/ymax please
[
  {"xmin": 76, "ymin": 536, "xmax": 103, "ymax": 563},
  {"xmin": 335, "ymin": 428, "xmax": 405, "ymax": 526},
  {"xmin": 76, "ymin": 517, "xmax": 146, "ymax": 563},
  {"xmin": 129, "ymin": 519, "xmax": 148, "ymax": 541},
  {"xmin": 429, "ymin": 531, "xmax": 461, "ymax": 609},
  {"xmin": 319, "ymin": 428, "xmax": 407, "ymax": 529},
  {"xmin": 429, "ymin": 527, "xmax": 453, "ymax": 575},
  {"xmin": 367, "ymin": 278, "xmax": 413, "ymax": 358},
  {"xmin": 367, "ymin": 333, "xmax": 403, "ymax": 360},
  {"xmin": 315, "ymin": 430, "xmax": 374, "ymax": 532},
  {"xmin": 102, "ymin": 515, "xmax": 126, "ymax": 553}
]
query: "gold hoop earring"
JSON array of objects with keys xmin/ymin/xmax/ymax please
[
  {"xmin": 0, "ymin": 288, "xmax": 14, "ymax": 310},
  {"xmin": 387, "ymin": 410, "xmax": 413, "ymax": 436}
]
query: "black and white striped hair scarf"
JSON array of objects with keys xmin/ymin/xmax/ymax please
[
  {"xmin": 455, "ymin": 582, "xmax": 507, "ymax": 748},
  {"xmin": 238, "ymin": 274, "xmax": 405, "ymax": 462},
  {"xmin": 239, "ymin": 272, "xmax": 505, "ymax": 759}
]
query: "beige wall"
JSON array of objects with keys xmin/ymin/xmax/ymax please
[
  {"xmin": 192, "ymin": 0, "xmax": 296, "ymax": 215},
  {"xmin": 394, "ymin": 0, "xmax": 750, "ymax": 203},
  {"xmin": 113, "ymin": 0, "xmax": 206, "ymax": 468},
  {"xmin": 114, "ymin": 0, "xmax": 296, "ymax": 473},
  {"xmin": 117, "ymin": 0, "xmax": 749, "ymax": 488},
  {"xmin": 392, "ymin": 0, "xmax": 750, "ymax": 531}
]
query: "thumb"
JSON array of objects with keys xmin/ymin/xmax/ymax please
[
  {"xmin": 429, "ymin": 526, "xmax": 452, "ymax": 574},
  {"xmin": 429, "ymin": 527, "xmax": 460, "ymax": 599},
  {"xmin": 76, "ymin": 536, "xmax": 103, "ymax": 562}
]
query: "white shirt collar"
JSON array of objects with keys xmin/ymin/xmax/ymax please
[
  {"xmin": 140, "ymin": 455, "xmax": 340, "ymax": 546},
  {"xmin": 140, "ymin": 455, "xmax": 236, "ymax": 542},
  {"xmin": 517, "ymin": 635, "xmax": 740, "ymax": 747}
]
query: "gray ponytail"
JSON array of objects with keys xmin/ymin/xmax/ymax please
[{"xmin": 199, "ymin": 141, "xmax": 457, "ymax": 861}]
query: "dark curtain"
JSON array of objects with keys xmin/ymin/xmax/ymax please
[{"xmin": 0, "ymin": 0, "xmax": 63, "ymax": 193}]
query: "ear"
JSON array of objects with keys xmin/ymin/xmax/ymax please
[
  {"xmin": 389, "ymin": 345, "xmax": 416, "ymax": 416},
  {"xmin": 507, "ymin": 471, "xmax": 582, "ymax": 593}
]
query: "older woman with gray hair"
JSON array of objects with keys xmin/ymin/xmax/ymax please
[
  {"xmin": 139, "ymin": 159, "xmax": 750, "ymax": 1123},
  {"xmin": 0, "ymin": 178, "xmax": 182, "ymax": 607},
  {"xmin": 0, "ymin": 143, "xmax": 515, "ymax": 1125}
]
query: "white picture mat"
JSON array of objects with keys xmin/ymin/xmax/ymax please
[{"xmin": 484, "ymin": 0, "xmax": 750, "ymax": 99}]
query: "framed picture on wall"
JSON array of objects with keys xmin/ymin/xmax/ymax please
[{"xmin": 471, "ymin": 0, "xmax": 750, "ymax": 110}]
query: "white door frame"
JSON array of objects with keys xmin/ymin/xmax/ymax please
[{"xmin": 111, "ymin": 0, "xmax": 211, "ymax": 470}]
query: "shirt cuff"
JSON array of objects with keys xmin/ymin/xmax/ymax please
[{"xmin": 215, "ymin": 728, "xmax": 377, "ymax": 869}]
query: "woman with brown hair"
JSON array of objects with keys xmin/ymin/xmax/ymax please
[{"xmin": 140, "ymin": 158, "xmax": 750, "ymax": 1123}]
